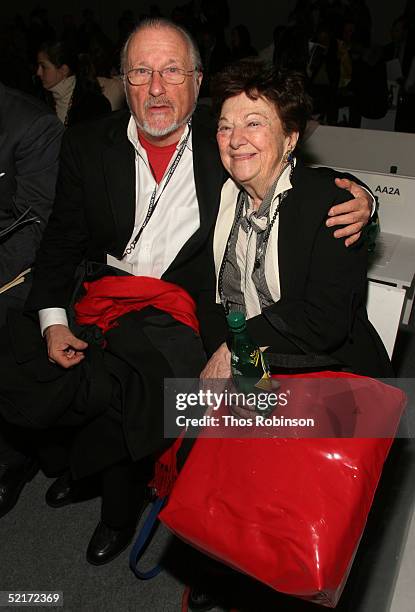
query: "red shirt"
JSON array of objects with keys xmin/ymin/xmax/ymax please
[{"xmin": 138, "ymin": 133, "xmax": 179, "ymax": 184}]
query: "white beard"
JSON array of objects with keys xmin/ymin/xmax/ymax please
[
  {"xmin": 132, "ymin": 105, "xmax": 195, "ymax": 137},
  {"xmin": 125, "ymin": 84, "xmax": 199, "ymax": 139}
]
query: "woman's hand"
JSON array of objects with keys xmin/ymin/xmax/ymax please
[
  {"xmin": 200, "ymin": 342, "xmax": 231, "ymax": 380},
  {"xmin": 200, "ymin": 343, "xmax": 232, "ymax": 413}
]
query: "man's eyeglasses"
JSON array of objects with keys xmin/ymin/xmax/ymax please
[{"xmin": 123, "ymin": 67, "xmax": 196, "ymax": 86}]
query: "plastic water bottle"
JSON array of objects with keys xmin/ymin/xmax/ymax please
[{"xmin": 227, "ymin": 311, "xmax": 272, "ymax": 397}]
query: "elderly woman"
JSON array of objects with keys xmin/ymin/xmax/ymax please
[
  {"xmin": 202, "ymin": 60, "xmax": 392, "ymax": 380},
  {"xmin": 189, "ymin": 60, "xmax": 392, "ymax": 611}
]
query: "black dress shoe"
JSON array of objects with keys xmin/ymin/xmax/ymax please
[
  {"xmin": 86, "ymin": 521, "xmax": 137, "ymax": 565},
  {"xmin": 188, "ymin": 586, "xmax": 218, "ymax": 612},
  {"xmin": 0, "ymin": 459, "xmax": 39, "ymax": 519},
  {"xmin": 45, "ymin": 471, "xmax": 99, "ymax": 508},
  {"xmin": 45, "ymin": 471, "xmax": 78, "ymax": 508}
]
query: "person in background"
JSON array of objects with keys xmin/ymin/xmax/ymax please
[
  {"xmin": 0, "ymin": 22, "xmax": 34, "ymax": 95},
  {"xmin": 273, "ymin": 24, "xmax": 309, "ymax": 73},
  {"xmin": 308, "ymin": 21, "xmax": 341, "ymax": 123},
  {"xmin": 77, "ymin": 8, "xmax": 103, "ymax": 53},
  {"xmin": 0, "ymin": 19, "xmax": 373, "ymax": 568},
  {"xmin": 0, "ymin": 81, "xmax": 63, "ymax": 325},
  {"xmin": 383, "ymin": 15, "xmax": 415, "ymax": 132},
  {"xmin": 113, "ymin": 9, "xmax": 137, "ymax": 66},
  {"xmin": 383, "ymin": 15, "xmax": 414, "ymax": 80},
  {"xmin": 347, "ymin": 0, "xmax": 372, "ymax": 45},
  {"xmin": 61, "ymin": 14, "xmax": 79, "ymax": 50},
  {"xmin": 36, "ymin": 40, "xmax": 111, "ymax": 127},
  {"xmin": 196, "ymin": 23, "xmax": 231, "ymax": 98},
  {"xmin": 0, "ymin": 80, "xmax": 63, "ymax": 506},
  {"xmin": 88, "ymin": 34, "xmax": 126, "ymax": 111},
  {"xmin": 27, "ymin": 7, "xmax": 56, "ymax": 60},
  {"xmin": 230, "ymin": 24, "xmax": 257, "ymax": 62}
]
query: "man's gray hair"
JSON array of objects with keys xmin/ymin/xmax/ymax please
[{"xmin": 120, "ymin": 18, "xmax": 203, "ymax": 76}]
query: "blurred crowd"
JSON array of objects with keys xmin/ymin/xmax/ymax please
[
  {"xmin": 263, "ymin": 0, "xmax": 415, "ymax": 132},
  {"xmin": 0, "ymin": 0, "xmax": 414, "ymax": 132}
]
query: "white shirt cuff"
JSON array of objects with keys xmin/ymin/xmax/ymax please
[
  {"xmin": 361, "ymin": 186, "xmax": 376, "ymax": 216},
  {"xmin": 39, "ymin": 308, "xmax": 69, "ymax": 336}
]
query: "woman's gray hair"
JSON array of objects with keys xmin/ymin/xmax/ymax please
[{"xmin": 120, "ymin": 18, "xmax": 203, "ymax": 77}]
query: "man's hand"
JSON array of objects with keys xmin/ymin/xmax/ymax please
[
  {"xmin": 200, "ymin": 342, "xmax": 231, "ymax": 380},
  {"xmin": 326, "ymin": 177, "xmax": 372, "ymax": 247},
  {"xmin": 45, "ymin": 324, "xmax": 88, "ymax": 369}
]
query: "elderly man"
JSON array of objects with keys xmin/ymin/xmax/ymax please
[{"xmin": 0, "ymin": 18, "xmax": 372, "ymax": 565}]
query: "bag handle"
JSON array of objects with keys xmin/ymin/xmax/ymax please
[{"xmin": 129, "ymin": 496, "xmax": 167, "ymax": 580}]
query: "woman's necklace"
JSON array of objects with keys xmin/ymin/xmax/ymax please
[
  {"xmin": 63, "ymin": 90, "xmax": 75, "ymax": 128},
  {"xmin": 253, "ymin": 194, "xmax": 284, "ymax": 270},
  {"xmin": 250, "ymin": 159, "xmax": 295, "ymax": 269},
  {"xmin": 218, "ymin": 157, "xmax": 295, "ymax": 309}
]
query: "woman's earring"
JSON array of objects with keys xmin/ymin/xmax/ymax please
[{"xmin": 283, "ymin": 148, "xmax": 293, "ymax": 163}]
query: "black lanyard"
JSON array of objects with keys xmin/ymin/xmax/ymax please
[{"xmin": 123, "ymin": 122, "xmax": 192, "ymax": 256}]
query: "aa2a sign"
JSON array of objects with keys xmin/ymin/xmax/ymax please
[
  {"xmin": 348, "ymin": 169, "xmax": 415, "ymax": 237},
  {"xmin": 375, "ymin": 184, "xmax": 401, "ymax": 198},
  {"xmin": 344, "ymin": 169, "xmax": 409, "ymax": 208}
]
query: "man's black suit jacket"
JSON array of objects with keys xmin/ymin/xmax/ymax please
[
  {"xmin": 26, "ymin": 107, "xmax": 225, "ymax": 351},
  {"xmin": 2, "ymin": 108, "xmax": 224, "ymax": 476}
]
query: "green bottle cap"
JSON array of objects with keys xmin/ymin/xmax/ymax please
[{"xmin": 227, "ymin": 311, "xmax": 246, "ymax": 332}]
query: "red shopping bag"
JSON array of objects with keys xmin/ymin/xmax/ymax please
[{"xmin": 160, "ymin": 372, "xmax": 406, "ymax": 607}]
